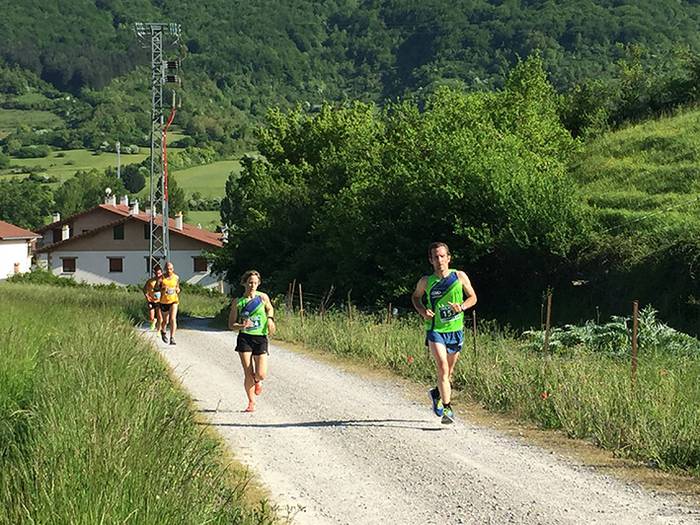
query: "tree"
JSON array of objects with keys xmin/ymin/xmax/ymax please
[
  {"xmin": 53, "ymin": 169, "xmax": 125, "ymax": 217},
  {"xmin": 0, "ymin": 178, "xmax": 53, "ymax": 229},
  {"xmin": 214, "ymin": 58, "xmax": 588, "ymax": 303},
  {"xmin": 120, "ymin": 163, "xmax": 146, "ymax": 193}
]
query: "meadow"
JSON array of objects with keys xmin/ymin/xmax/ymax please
[
  {"xmin": 5, "ymin": 148, "xmax": 148, "ymax": 184},
  {"xmin": 188, "ymin": 210, "xmax": 221, "ymax": 231},
  {"xmin": 0, "ymin": 107, "xmax": 63, "ymax": 134},
  {"xmin": 0, "ymin": 283, "xmax": 271, "ymax": 525},
  {"xmin": 171, "ymin": 159, "xmax": 241, "ymax": 197},
  {"xmin": 275, "ymin": 307, "xmax": 700, "ymax": 476}
]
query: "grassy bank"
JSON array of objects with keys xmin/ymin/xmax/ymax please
[
  {"xmin": 275, "ymin": 309, "xmax": 700, "ymax": 476},
  {"xmin": 0, "ymin": 283, "xmax": 274, "ymax": 525}
]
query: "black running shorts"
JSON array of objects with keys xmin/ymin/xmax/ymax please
[
  {"xmin": 160, "ymin": 303, "xmax": 176, "ymax": 312},
  {"xmin": 147, "ymin": 302, "xmax": 159, "ymax": 310},
  {"xmin": 235, "ymin": 332, "xmax": 269, "ymax": 355}
]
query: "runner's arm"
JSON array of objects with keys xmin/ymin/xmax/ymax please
[
  {"xmin": 263, "ymin": 293, "xmax": 276, "ymax": 335},
  {"xmin": 228, "ymin": 299, "xmax": 240, "ymax": 330},
  {"xmin": 411, "ymin": 277, "xmax": 434, "ymax": 320},
  {"xmin": 458, "ymin": 271, "xmax": 477, "ymax": 311}
]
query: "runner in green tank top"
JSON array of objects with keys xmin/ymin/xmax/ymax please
[
  {"xmin": 229, "ymin": 270, "xmax": 276, "ymax": 413},
  {"xmin": 412, "ymin": 242, "xmax": 477, "ymax": 424}
]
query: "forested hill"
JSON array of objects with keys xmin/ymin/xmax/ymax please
[{"xmin": 5, "ymin": 0, "xmax": 700, "ymax": 113}]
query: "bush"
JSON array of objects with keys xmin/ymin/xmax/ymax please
[{"xmin": 11, "ymin": 145, "xmax": 51, "ymax": 158}]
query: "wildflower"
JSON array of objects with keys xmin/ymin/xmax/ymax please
[
  {"xmin": 659, "ymin": 369, "xmax": 668, "ymax": 377},
  {"xmin": 407, "ymin": 356, "xmax": 414, "ymax": 364},
  {"xmin": 540, "ymin": 391, "xmax": 550, "ymax": 400}
]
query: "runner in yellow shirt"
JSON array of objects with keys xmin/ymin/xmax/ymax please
[{"xmin": 160, "ymin": 261, "xmax": 180, "ymax": 345}]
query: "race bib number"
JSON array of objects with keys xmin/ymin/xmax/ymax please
[
  {"xmin": 165, "ymin": 287, "xmax": 176, "ymax": 295},
  {"xmin": 439, "ymin": 304, "xmax": 458, "ymax": 322}
]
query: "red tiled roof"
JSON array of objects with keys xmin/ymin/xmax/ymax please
[
  {"xmin": 35, "ymin": 203, "xmax": 223, "ymax": 252},
  {"xmin": 0, "ymin": 220, "xmax": 40, "ymax": 240}
]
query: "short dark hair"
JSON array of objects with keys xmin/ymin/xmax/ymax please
[
  {"xmin": 240, "ymin": 270, "xmax": 261, "ymax": 285},
  {"xmin": 428, "ymin": 242, "xmax": 450, "ymax": 258},
  {"xmin": 153, "ymin": 264, "xmax": 162, "ymax": 274}
]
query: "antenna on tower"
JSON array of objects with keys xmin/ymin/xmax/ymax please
[{"xmin": 135, "ymin": 22, "xmax": 182, "ymax": 275}]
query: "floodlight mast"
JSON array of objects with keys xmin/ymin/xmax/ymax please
[{"xmin": 135, "ymin": 22, "xmax": 181, "ymax": 275}]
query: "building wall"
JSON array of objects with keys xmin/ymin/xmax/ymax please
[
  {"xmin": 46, "ymin": 249, "xmax": 222, "ymax": 289},
  {"xmin": 0, "ymin": 240, "xmax": 31, "ymax": 279},
  {"xmin": 37, "ymin": 208, "xmax": 120, "ymax": 248}
]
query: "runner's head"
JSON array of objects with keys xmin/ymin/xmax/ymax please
[
  {"xmin": 165, "ymin": 261, "xmax": 174, "ymax": 275},
  {"xmin": 428, "ymin": 242, "xmax": 451, "ymax": 273},
  {"xmin": 153, "ymin": 264, "xmax": 163, "ymax": 279},
  {"xmin": 241, "ymin": 270, "xmax": 261, "ymax": 293}
]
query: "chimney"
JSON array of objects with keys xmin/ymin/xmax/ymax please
[
  {"xmin": 105, "ymin": 193, "xmax": 116, "ymax": 205},
  {"xmin": 145, "ymin": 206, "xmax": 152, "ymax": 216},
  {"xmin": 52, "ymin": 212, "xmax": 61, "ymax": 223},
  {"xmin": 120, "ymin": 195, "xmax": 129, "ymax": 207},
  {"xmin": 174, "ymin": 211, "xmax": 183, "ymax": 230},
  {"xmin": 61, "ymin": 224, "xmax": 70, "ymax": 241},
  {"xmin": 129, "ymin": 199, "xmax": 139, "ymax": 215}
]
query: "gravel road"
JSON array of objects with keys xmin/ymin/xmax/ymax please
[{"xmin": 146, "ymin": 319, "xmax": 700, "ymax": 525}]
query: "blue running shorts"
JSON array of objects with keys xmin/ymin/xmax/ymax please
[{"xmin": 425, "ymin": 330, "xmax": 464, "ymax": 354}]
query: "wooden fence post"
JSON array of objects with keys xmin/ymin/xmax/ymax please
[
  {"xmin": 631, "ymin": 300, "xmax": 639, "ymax": 387},
  {"xmin": 543, "ymin": 289, "xmax": 553, "ymax": 352},
  {"xmin": 471, "ymin": 310, "xmax": 477, "ymax": 360},
  {"xmin": 298, "ymin": 283, "xmax": 304, "ymax": 325}
]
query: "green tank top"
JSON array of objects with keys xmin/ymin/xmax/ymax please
[
  {"xmin": 237, "ymin": 292, "xmax": 268, "ymax": 336},
  {"xmin": 424, "ymin": 270, "xmax": 464, "ymax": 333}
]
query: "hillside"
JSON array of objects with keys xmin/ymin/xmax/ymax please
[
  {"xmin": 4, "ymin": 0, "xmax": 700, "ymax": 147},
  {"xmin": 572, "ymin": 107, "xmax": 700, "ymax": 253}
]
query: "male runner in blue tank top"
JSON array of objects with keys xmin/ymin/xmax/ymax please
[{"xmin": 412, "ymin": 242, "xmax": 477, "ymax": 423}]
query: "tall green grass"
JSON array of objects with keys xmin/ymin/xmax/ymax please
[
  {"xmin": 275, "ymin": 309, "xmax": 700, "ymax": 475},
  {"xmin": 0, "ymin": 283, "xmax": 274, "ymax": 524}
]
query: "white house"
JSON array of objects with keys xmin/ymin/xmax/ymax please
[
  {"xmin": 0, "ymin": 220, "xmax": 40, "ymax": 279},
  {"xmin": 34, "ymin": 197, "xmax": 224, "ymax": 289}
]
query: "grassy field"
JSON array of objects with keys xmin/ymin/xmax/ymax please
[
  {"xmin": 573, "ymin": 108, "xmax": 700, "ymax": 231},
  {"xmin": 173, "ymin": 159, "xmax": 241, "ymax": 197},
  {"xmin": 0, "ymin": 108, "xmax": 63, "ymax": 132},
  {"xmin": 7, "ymin": 148, "xmax": 149, "ymax": 184},
  {"xmin": 275, "ymin": 307, "xmax": 700, "ymax": 476},
  {"xmin": 188, "ymin": 210, "xmax": 221, "ymax": 231},
  {"xmin": 0, "ymin": 283, "xmax": 270, "ymax": 524}
]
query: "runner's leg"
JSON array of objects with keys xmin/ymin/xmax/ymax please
[
  {"xmin": 429, "ymin": 341, "xmax": 451, "ymax": 405},
  {"xmin": 253, "ymin": 353, "xmax": 267, "ymax": 395},
  {"xmin": 169, "ymin": 303, "xmax": 178, "ymax": 338},
  {"xmin": 239, "ymin": 352, "xmax": 256, "ymax": 408}
]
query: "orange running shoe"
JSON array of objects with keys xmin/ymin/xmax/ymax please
[
  {"xmin": 254, "ymin": 380, "xmax": 262, "ymax": 396},
  {"xmin": 243, "ymin": 401, "xmax": 255, "ymax": 413}
]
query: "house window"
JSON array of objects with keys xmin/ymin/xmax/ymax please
[
  {"xmin": 113, "ymin": 224, "xmax": 125, "ymax": 240},
  {"xmin": 193, "ymin": 256, "xmax": 208, "ymax": 272},
  {"xmin": 52, "ymin": 228, "xmax": 61, "ymax": 243},
  {"xmin": 61, "ymin": 257, "xmax": 76, "ymax": 273},
  {"xmin": 144, "ymin": 223, "xmax": 149, "ymax": 239},
  {"xmin": 108, "ymin": 257, "xmax": 123, "ymax": 273}
]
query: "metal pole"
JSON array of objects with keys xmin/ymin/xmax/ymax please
[
  {"xmin": 135, "ymin": 22, "xmax": 180, "ymax": 275},
  {"xmin": 116, "ymin": 141, "xmax": 121, "ymax": 179}
]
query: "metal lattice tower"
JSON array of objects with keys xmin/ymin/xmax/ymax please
[{"xmin": 135, "ymin": 22, "xmax": 181, "ymax": 274}]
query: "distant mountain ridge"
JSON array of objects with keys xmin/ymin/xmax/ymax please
[{"xmin": 3, "ymin": 0, "xmax": 700, "ymax": 109}]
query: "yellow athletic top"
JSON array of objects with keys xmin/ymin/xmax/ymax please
[{"xmin": 160, "ymin": 274, "xmax": 179, "ymax": 304}]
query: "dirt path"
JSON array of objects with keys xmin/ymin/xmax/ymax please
[{"xmin": 145, "ymin": 319, "xmax": 700, "ymax": 525}]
